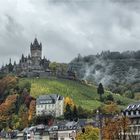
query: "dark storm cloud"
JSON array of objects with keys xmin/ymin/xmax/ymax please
[{"xmin": 0, "ymin": 0, "xmax": 140, "ymax": 66}]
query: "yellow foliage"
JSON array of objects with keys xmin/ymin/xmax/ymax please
[
  {"xmin": 102, "ymin": 102, "xmax": 120, "ymax": 114},
  {"xmin": 76, "ymin": 125, "xmax": 99, "ymax": 140},
  {"xmin": 64, "ymin": 96, "xmax": 74, "ymax": 107}
]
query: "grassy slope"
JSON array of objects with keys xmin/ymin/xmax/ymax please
[{"xmin": 19, "ymin": 77, "xmax": 135, "ymax": 110}]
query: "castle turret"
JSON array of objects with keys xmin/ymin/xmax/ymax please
[{"xmin": 30, "ymin": 38, "xmax": 42, "ymax": 70}]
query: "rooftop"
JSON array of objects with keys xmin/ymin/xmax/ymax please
[
  {"xmin": 124, "ymin": 102, "xmax": 140, "ymax": 111},
  {"xmin": 36, "ymin": 94, "xmax": 63, "ymax": 105}
]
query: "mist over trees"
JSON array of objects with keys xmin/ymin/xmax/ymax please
[{"xmin": 69, "ymin": 50, "xmax": 140, "ymax": 97}]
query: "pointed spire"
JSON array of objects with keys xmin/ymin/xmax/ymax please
[
  {"xmin": 9, "ymin": 58, "xmax": 11, "ymax": 64},
  {"xmin": 33, "ymin": 37, "xmax": 39, "ymax": 46},
  {"xmin": 28, "ymin": 54, "xmax": 31, "ymax": 59},
  {"xmin": 21, "ymin": 54, "xmax": 24, "ymax": 62},
  {"xmin": 14, "ymin": 61, "xmax": 16, "ymax": 65}
]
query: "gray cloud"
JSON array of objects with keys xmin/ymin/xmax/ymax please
[{"xmin": 0, "ymin": 0, "xmax": 140, "ymax": 66}]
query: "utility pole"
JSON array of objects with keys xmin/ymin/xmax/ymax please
[{"xmin": 97, "ymin": 110, "xmax": 102, "ymax": 140}]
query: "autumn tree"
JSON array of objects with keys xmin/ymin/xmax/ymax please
[
  {"xmin": 0, "ymin": 94, "xmax": 17, "ymax": 129},
  {"xmin": 97, "ymin": 83, "xmax": 104, "ymax": 101},
  {"xmin": 100, "ymin": 102, "xmax": 130, "ymax": 140},
  {"xmin": 64, "ymin": 96, "xmax": 74, "ymax": 107},
  {"xmin": 76, "ymin": 125, "xmax": 99, "ymax": 140},
  {"xmin": 0, "ymin": 76, "xmax": 17, "ymax": 97},
  {"xmin": 18, "ymin": 105, "xmax": 29, "ymax": 130},
  {"xmin": 102, "ymin": 102, "xmax": 120, "ymax": 115},
  {"xmin": 28, "ymin": 100, "xmax": 36, "ymax": 123},
  {"xmin": 11, "ymin": 115, "xmax": 20, "ymax": 129},
  {"xmin": 64, "ymin": 96, "xmax": 76, "ymax": 120},
  {"xmin": 103, "ymin": 116, "xmax": 130, "ymax": 140}
]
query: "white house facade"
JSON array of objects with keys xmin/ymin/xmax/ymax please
[{"xmin": 36, "ymin": 94, "xmax": 64, "ymax": 117}]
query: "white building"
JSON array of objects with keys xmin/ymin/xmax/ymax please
[
  {"xmin": 123, "ymin": 102, "xmax": 140, "ymax": 140},
  {"xmin": 49, "ymin": 121, "xmax": 78, "ymax": 140},
  {"xmin": 49, "ymin": 129, "xmax": 76, "ymax": 140},
  {"xmin": 36, "ymin": 94, "xmax": 64, "ymax": 117}
]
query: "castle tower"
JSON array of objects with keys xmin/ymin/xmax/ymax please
[
  {"xmin": 30, "ymin": 38, "xmax": 42, "ymax": 70},
  {"xmin": 30, "ymin": 38, "xmax": 42, "ymax": 59}
]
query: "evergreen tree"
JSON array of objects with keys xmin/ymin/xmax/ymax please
[
  {"xmin": 64, "ymin": 104, "xmax": 72, "ymax": 121},
  {"xmin": 97, "ymin": 83, "xmax": 104, "ymax": 101},
  {"xmin": 73, "ymin": 105, "xmax": 78, "ymax": 121}
]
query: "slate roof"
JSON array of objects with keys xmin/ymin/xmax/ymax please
[
  {"xmin": 124, "ymin": 102, "xmax": 140, "ymax": 112},
  {"xmin": 36, "ymin": 94, "xmax": 63, "ymax": 105}
]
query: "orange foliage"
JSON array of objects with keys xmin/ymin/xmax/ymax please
[
  {"xmin": 0, "ymin": 94, "xmax": 17, "ymax": 122},
  {"xmin": 0, "ymin": 76, "xmax": 17, "ymax": 95},
  {"xmin": 103, "ymin": 116, "xmax": 130, "ymax": 140},
  {"xmin": 28, "ymin": 100, "xmax": 36, "ymax": 121}
]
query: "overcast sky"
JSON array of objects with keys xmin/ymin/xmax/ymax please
[{"xmin": 0, "ymin": 0, "xmax": 140, "ymax": 66}]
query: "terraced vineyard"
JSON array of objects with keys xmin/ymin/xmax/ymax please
[{"xmin": 19, "ymin": 77, "xmax": 135, "ymax": 110}]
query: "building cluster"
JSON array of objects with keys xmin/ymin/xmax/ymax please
[
  {"xmin": 35, "ymin": 93, "xmax": 78, "ymax": 140},
  {"xmin": 0, "ymin": 38, "xmax": 77, "ymax": 79},
  {"xmin": 49, "ymin": 121, "xmax": 78, "ymax": 140},
  {"xmin": 1, "ymin": 38, "xmax": 51, "ymax": 77}
]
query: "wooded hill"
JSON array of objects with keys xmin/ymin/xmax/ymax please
[{"xmin": 69, "ymin": 50, "xmax": 140, "ymax": 99}]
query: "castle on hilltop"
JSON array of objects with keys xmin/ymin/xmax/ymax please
[{"xmin": 1, "ymin": 38, "xmax": 51, "ymax": 77}]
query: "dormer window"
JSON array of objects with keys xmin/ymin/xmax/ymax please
[
  {"xmin": 131, "ymin": 105, "xmax": 136, "ymax": 109},
  {"xmin": 127, "ymin": 105, "xmax": 131, "ymax": 109},
  {"xmin": 132, "ymin": 105, "xmax": 134, "ymax": 108},
  {"xmin": 137, "ymin": 104, "xmax": 140, "ymax": 108}
]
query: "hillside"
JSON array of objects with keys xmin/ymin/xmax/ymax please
[
  {"xmin": 20, "ymin": 77, "xmax": 135, "ymax": 110},
  {"xmin": 68, "ymin": 51, "xmax": 140, "ymax": 96}
]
